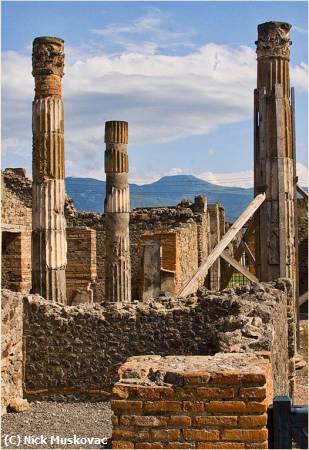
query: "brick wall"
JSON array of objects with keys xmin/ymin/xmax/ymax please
[
  {"xmin": 68, "ymin": 200, "xmax": 208, "ymax": 302},
  {"xmin": 111, "ymin": 353, "xmax": 273, "ymax": 449},
  {"xmin": 66, "ymin": 227, "xmax": 97, "ymax": 305},
  {"xmin": 22, "ymin": 280, "xmax": 291, "ymax": 401},
  {"xmin": 1, "ymin": 231, "xmax": 31, "ymax": 294},
  {"xmin": 1, "ymin": 290, "xmax": 24, "ymax": 413}
]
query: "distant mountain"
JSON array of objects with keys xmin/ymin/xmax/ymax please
[{"xmin": 65, "ymin": 175, "xmax": 254, "ymax": 222}]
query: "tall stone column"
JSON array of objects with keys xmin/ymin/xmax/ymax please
[
  {"xmin": 254, "ymin": 22, "xmax": 297, "ymax": 289},
  {"xmin": 254, "ymin": 23, "xmax": 298, "ymax": 388},
  {"xmin": 31, "ymin": 37, "xmax": 67, "ymax": 303},
  {"xmin": 104, "ymin": 121, "xmax": 131, "ymax": 302}
]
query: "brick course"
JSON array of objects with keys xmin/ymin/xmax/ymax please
[{"xmin": 111, "ymin": 354, "xmax": 273, "ymax": 449}]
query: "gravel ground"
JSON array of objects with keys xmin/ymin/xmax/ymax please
[{"xmin": 1, "ymin": 401, "xmax": 112, "ymax": 449}]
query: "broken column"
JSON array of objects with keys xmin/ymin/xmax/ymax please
[
  {"xmin": 254, "ymin": 22, "xmax": 297, "ymax": 290},
  {"xmin": 104, "ymin": 121, "xmax": 131, "ymax": 302},
  {"xmin": 31, "ymin": 37, "xmax": 67, "ymax": 303}
]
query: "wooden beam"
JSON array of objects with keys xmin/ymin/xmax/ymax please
[
  {"xmin": 296, "ymin": 184, "xmax": 308, "ymax": 201},
  {"xmin": 179, "ymin": 193, "xmax": 266, "ymax": 297},
  {"xmin": 220, "ymin": 251, "xmax": 259, "ymax": 284},
  {"xmin": 242, "ymin": 241, "xmax": 256, "ymax": 265},
  {"xmin": 220, "ymin": 218, "xmax": 256, "ymax": 289},
  {"xmin": 299, "ymin": 291, "xmax": 308, "ymax": 307}
]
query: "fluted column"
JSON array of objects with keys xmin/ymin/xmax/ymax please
[
  {"xmin": 31, "ymin": 37, "xmax": 67, "ymax": 303},
  {"xmin": 104, "ymin": 121, "xmax": 131, "ymax": 302},
  {"xmin": 254, "ymin": 22, "xmax": 296, "ymax": 288}
]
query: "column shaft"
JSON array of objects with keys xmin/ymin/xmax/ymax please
[
  {"xmin": 104, "ymin": 122, "xmax": 131, "ymax": 302},
  {"xmin": 31, "ymin": 37, "xmax": 67, "ymax": 303}
]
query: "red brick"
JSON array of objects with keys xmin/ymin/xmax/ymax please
[
  {"xmin": 111, "ymin": 415, "xmax": 119, "ymax": 426},
  {"xmin": 238, "ymin": 414, "xmax": 267, "ymax": 427},
  {"xmin": 194, "ymin": 416, "xmax": 238, "ymax": 426},
  {"xmin": 112, "ymin": 400, "xmax": 142, "ymax": 414},
  {"xmin": 239, "ymin": 387, "xmax": 266, "ymax": 400},
  {"xmin": 118, "ymin": 385, "xmax": 175, "ymax": 400},
  {"xmin": 210, "ymin": 373, "xmax": 266, "ymax": 386},
  {"xmin": 245, "ymin": 402, "xmax": 267, "ymax": 414},
  {"xmin": 183, "ymin": 371, "xmax": 211, "ymax": 385},
  {"xmin": 168, "ymin": 415, "xmax": 191, "ymax": 426},
  {"xmin": 113, "ymin": 386, "xmax": 129, "ymax": 399},
  {"xmin": 222, "ymin": 429, "xmax": 268, "ymax": 442},
  {"xmin": 113, "ymin": 429, "xmax": 149, "ymax": 441},
  {"xmin": 138, "ymin": 444, "xmax": 163, "ymax": 449},
  {"xmin": 196, "ymin": 387, "xmax": 235, "ymax": 399},
  {"xmin": 205, "ymin": 401, "xmax": 246, "ymax": 414},
  {"xmin": 196, "ymin": 443, "xmax": 245, "ymax": 449},
  {"xmin": 245, "ymin": 441, "xmax": 268, "ymax": 449},
  {"xmin": 175, "ymin": 388, "xmax": 196, "ymax": 400},
  {"xmin": 151, "ymin": 429, "xmax": 180, "ymax": 441},
  {"xmin": 120, "ymin": 415, "xmax": 167, "ymax": 427},
  {"xmin": 183, "ymin": 401, "xmax": 205, "ymax": 412},
  {"xmin": 144, "ymin": 401, "xmax": 182, "ymax": 413},
  {"xmin": 112, "ymin": 440, "xmax": 134, "ymax": 448},
  {"xmin": 164, "ymin": 443, "xmax": 194, "ymax": 449},
  {"xmin": 183, "ymin": 429, "xmax": 220, "ymax": 441}
]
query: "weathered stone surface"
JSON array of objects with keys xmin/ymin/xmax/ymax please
[
  {"xmin": 8, "ymin": 398, "xmax": 30, "ymax": 413},
  {"xmin": 1, "ymin": 291, "xmax": 24, "ymax": 413},
  {"xmin": 20, "ymin": 279, "xmax": 292, "ymax": 401},
  {"xmin": 31, "ymin": 37, "xmax": 67, "ymax": 303},
  {"xmin": 104, "ymin": 121, "xmax": 131, "ymax": 303}
]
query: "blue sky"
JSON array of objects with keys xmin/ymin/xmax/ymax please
[{"xmin": 2, "ymin": 1, "xmax": 308, "ymax": 186}]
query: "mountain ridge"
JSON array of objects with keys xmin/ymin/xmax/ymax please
[{"xmin": 65, "ymin": 174, "xmax": 254, "ymax": 222}]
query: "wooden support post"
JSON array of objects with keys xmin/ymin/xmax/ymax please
[
  {"xmin": 206, "ymin": 204, "xmax": 221, "ymax": 291},
  {"xmin": 220, "ymin": 218, "xmax": 256, "ymax": 289},
  {"xmin": 297, "ymin": 184, "xmax": 308, "ymax": 201},
  {"xmin": 179, "ymin": 193, "xmax": 265, "ymax": 297},
  {"xmin": 220, "ymin": 251, "xmax": 259, "ymax": 284}
]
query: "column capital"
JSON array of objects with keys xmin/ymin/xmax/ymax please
[
  {"xmin": 32, "ymin": 36, "xmax": 64, "ymax": 78},
  {"xmin": 105, "ymin": 121, "xmax": 128, "ymax": 144},
  {"xmin": 256, "ymin": 22, "xmax": 292, "ymax": 60}
]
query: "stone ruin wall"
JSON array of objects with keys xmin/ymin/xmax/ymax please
[
  {"xmin": 297, "ymin": 198, "xmax": 308, "ymax": 297},
  {"xmin": 15, "ymin": 279, "xmax": 295, "ymax": 402},
  {"xmin": 67, "ymin": 202, "xmax": 208, "ymax": 302},
  {"xmin": 1, "ymin": 291, "xmax": 24, "ymax": 413},
  {"xmin": 2, "ymin": 168, "xmax": 307, "ymax": 304}
]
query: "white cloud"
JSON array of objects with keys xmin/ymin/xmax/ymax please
[
  {"xmin": 291, "ymin": 63, "xmax": 308, "ymax": 92},
  {"xmin": 198, "ymin": 162, "xmax": 308, "ymax": 188},
  {"xmin": 1, "ymin": 11, "xmax": 308, "ymax": 179},
  {"xmin": 198, "ymin": 170, "xmax": 254, "ymax": 188},
  {"xmin": 296, "ymin": 162, "xmax": 309, "ymax": 187},
  {"xmin": 91, "ymin": 9, "xmax": 195, "ymax": 55}
]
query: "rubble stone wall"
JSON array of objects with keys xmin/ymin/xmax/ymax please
[
  {"xmin": 1, "ymin": 290, "xmax": 24, "ymax": 413},
  {"xmin": 111, "ymin": 353, "xmax": 273, "ymax": 449},
  {"xmin": 22, "ymin": 280, "xmax": 292, "ymax": 401}
]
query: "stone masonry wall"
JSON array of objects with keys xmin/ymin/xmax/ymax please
[
  {"xmin": 22, "ymin": 280, "xmax": 292, "ymax": 401},
  {"xmin": 67, "ymin": 201, "xmax": 208, "ymax": 302},
  {"xmin": 66, "ymin": 227, "xmax": 97, "ymax": 305},
  {"xmin": 1, "ymin": 231, "xmax": 31, "ymax": 294},
  {"xmin": 1, "ymin": 290, "xmax": 24, "ymax": 413},
  {"xmin": 111, "ymin": 353, "xmax": 273, "ymax": 449}
]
